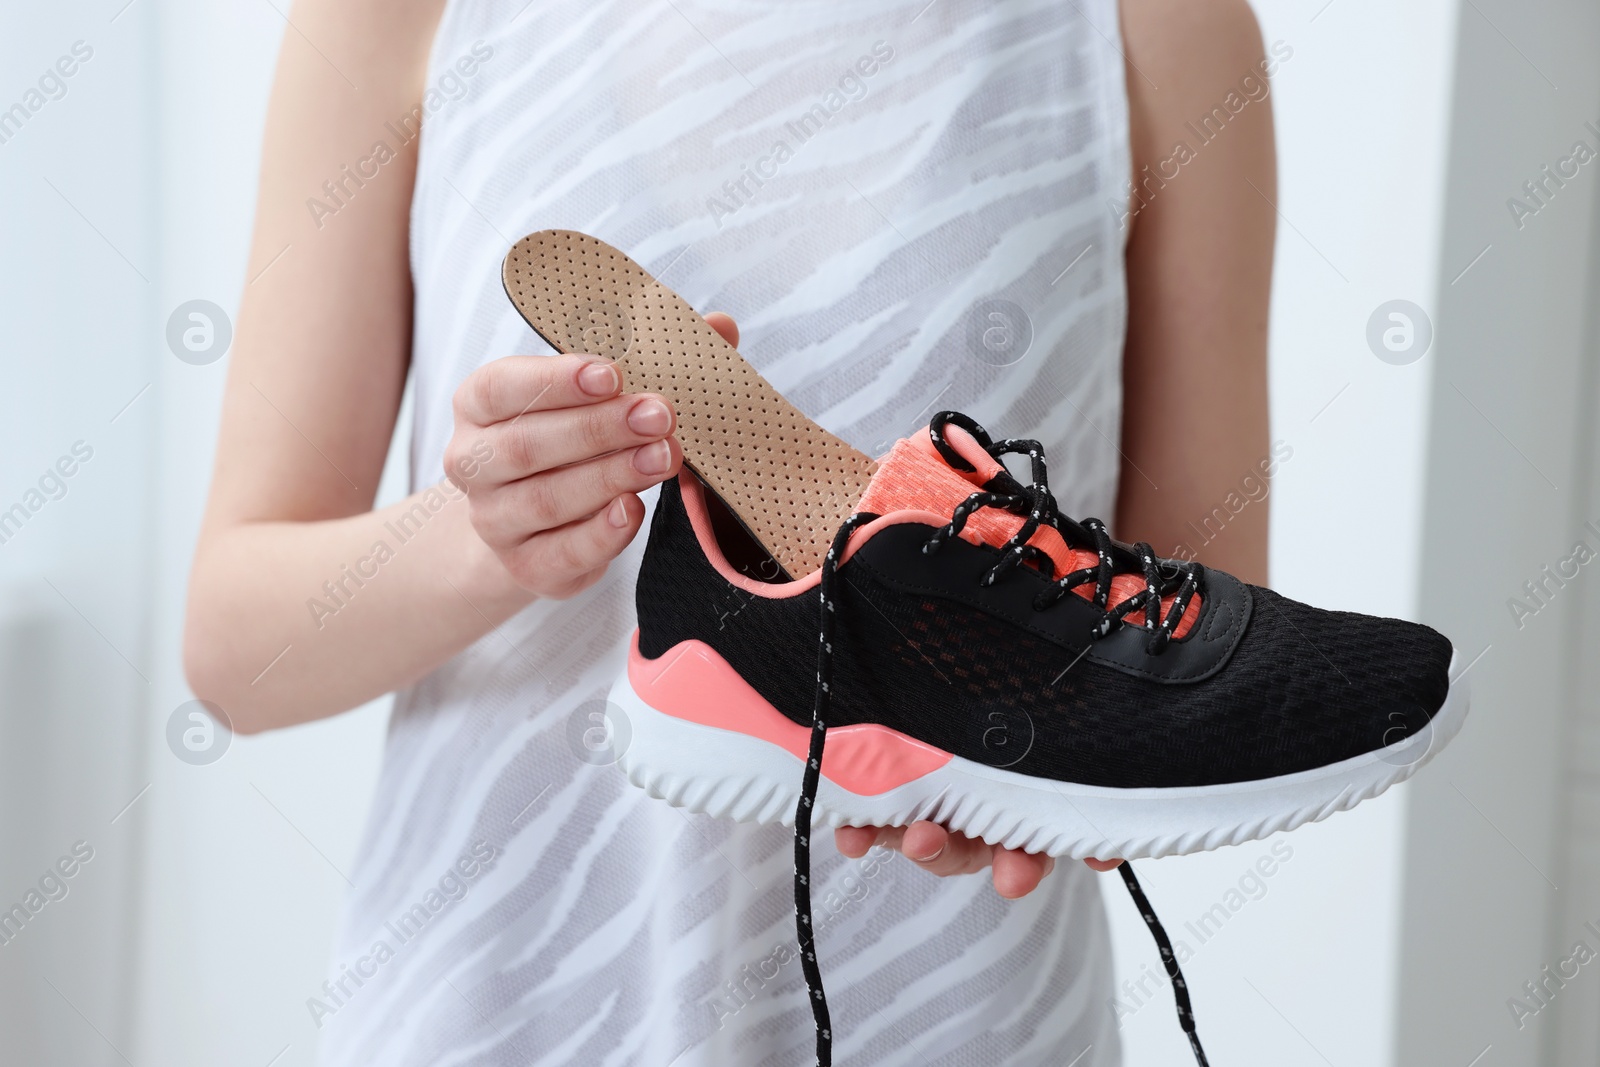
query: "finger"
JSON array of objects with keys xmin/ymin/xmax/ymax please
[
  {"xmin": 992, "ymin": 849, "xmax": 1054, "ymax": 899},
  {"xmin": 1083, "ymin": 858, "xmax": 1123, "ymax": 872},
  {"xmin": 454, "ymin": 354, "xmax": 622, "ymax": 427},
  {"xmin": 474, "ymin": 437, "xmax": 682, "ymax": 546},
  {"xmin": 540, "ymin": 563, "xmax": 610, "ymax": 600},
  {"xmin": 499, "ymin": 492, "xmax": 646, "ymax": 592},
  {"xmin": 900, "ymin": 822, "xmax": 992, "ymax": 878},
  {"xmin": 835, "ymin": 824, "xmax": 898, "ymax": 858},
  {"xmin": 704, "ymin": 311, "xmax": 739, "ymax": 348},
  {"xmin": 470, "ymin": 393, "xmax": 676, "ymax": 485}
]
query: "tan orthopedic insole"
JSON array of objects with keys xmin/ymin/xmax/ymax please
[{"xmin": 502, "ymin": 230, "xmax": 878, "ymax": 578}]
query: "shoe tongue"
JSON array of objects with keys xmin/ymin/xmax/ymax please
[
  {"xmin": 858, "ymin": 424, "xmax": 1086, "ymax": 576},
  {"xmin": 857, "ymin": 423, "xmax": 1201, "ymax": 638}
]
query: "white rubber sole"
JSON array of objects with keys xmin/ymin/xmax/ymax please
[{"xmin": 611, "ymin": 653, "xmax": 1469, "ymax": 861}]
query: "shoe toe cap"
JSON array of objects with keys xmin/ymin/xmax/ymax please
[{"xmin": 1236, "ymin": 587, "xmax": 1455, "ymax": 771}]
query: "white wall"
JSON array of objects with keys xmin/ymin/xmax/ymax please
[
  {"xmin": 1106, "ymin": 2, "xmax": 1461, "ymax": 1065},
  {"xmin": 1552, "ymin": 275, "xmax": 1600, "ymax": 1061},
  {"xmin": 0, "ymin": 4, "xmax": 155, "ymax": 1064},
  {"xmin": 1399, "ymin": 2, "xmax": 1600, "ymax": 1064}
]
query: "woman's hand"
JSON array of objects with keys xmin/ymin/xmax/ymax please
[
  {"xmin": 444, "ymin": 352, "xmax": 680, "ymax": 599},
  {"xmin": 835, "ymin": 824, "xmax": 1121, "ymax": 899},
  {"xmin": 445, "ymin": 314, "xmax": 742, "ymax": 600}
]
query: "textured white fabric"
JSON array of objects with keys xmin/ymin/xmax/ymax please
[{"xmin": 318, "ymin": 0, "xmax": 1133, "ymax": 1063}]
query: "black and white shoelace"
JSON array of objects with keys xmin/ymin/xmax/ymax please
[{"xmin": 790, "ymin": 411, "xmax": 1211, "ymax": 1067}]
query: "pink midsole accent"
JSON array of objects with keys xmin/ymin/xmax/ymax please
[{"xmin": 627, "ymin": 631, "xmax": 952, "ymax": 796}]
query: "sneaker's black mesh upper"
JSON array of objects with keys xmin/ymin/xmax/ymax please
[{"xmin": 638, "ymin": 477, "xmax": 1454, "ymax": 789}]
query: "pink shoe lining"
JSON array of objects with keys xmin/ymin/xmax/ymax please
[
  {"xmin": 679, "ymin": 472, "xmax": 949, "ymax": 600},
  {"xmin": 678, "ymin": 460, "xmax": 1199, "ymax": 637}
]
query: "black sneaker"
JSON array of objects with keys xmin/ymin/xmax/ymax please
[{"xmin": 613, "ymin": 412, "xmax": 1467, "ymax": 1065}]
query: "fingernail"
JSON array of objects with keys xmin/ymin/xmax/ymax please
[
  {"xmin": 910, "ymin": 843, "xmax": 945, "ymax": 863},
  {"xmin": 627, "ymin": 397, "xmax": 672, "ymax": 436},
  {"xmin": 633, "ymin": 439, "xmax": 673, "ymax": 476},
  {"xmin": 578, "ymin": 361, "xmax": 619, "ymax": 396},
  {"xmin": 607, "ymin": 497, "xmax": 631, "ymax": 527}
]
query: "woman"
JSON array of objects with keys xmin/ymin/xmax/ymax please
[{"xmin": 185, "ymin": 0, "xmax": 1274, "ymax": 1061}]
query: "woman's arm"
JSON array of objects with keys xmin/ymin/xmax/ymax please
[
  {"xmin": 185, "ymin": 0, "xmax": 492, "ymax": 733},
  {"xmin": 185, "ymin": 0, "xmax": 687, "ymax": 732},
  {"xmin": 1117, "ymin": 0, "xmax": 1276, "ymax": 585}
]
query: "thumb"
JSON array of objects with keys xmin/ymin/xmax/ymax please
[{"xmin": 704, "ymin": 311, "xmax": 740, "ymax": 348}]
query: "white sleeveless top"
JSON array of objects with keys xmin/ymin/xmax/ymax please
[{"xmin": 319, "ymin": 1, "xmax": 1132, "ymax": 1063}]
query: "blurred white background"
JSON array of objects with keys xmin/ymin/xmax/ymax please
[{"xmin": 1, "ymin": 1, "xmax": 1596, "ymax": 1065}]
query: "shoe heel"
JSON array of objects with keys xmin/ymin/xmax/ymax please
[{"xmin": 610, "ymin": 666, "xmax": 803, "ymax": 827}]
